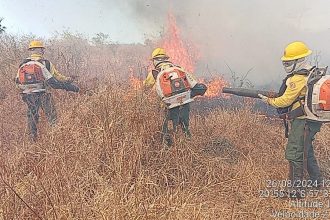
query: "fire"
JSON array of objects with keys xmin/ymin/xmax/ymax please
[
  {"xmin": 160, "ymin": 12, "xmax": 229, "ymax": 98},
  {"xmin": 160, "ymin": 13, "xmax": 199, "ymax": 73},
  {"xmin": 200, "ymin": 77, "xmax": 230, "ymax": 98},
  {"xmin": 129, "ymin": 75, "xmax": 142, "ymax": 90},
  {"xmin": 127, "ymin": 66, "xmax": 142, "ymax": 90},
  {"xmin": 128, "ymin": 12, "xmax": 229, "ymax": 99}
]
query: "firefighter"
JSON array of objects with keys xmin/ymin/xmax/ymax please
[
  {"xmin": 144, "ymin": 48, "xmax": 200, "ymax": 147},
  {"xmin": 15, "ymin": 40, "xmax": 79, "ymax": 141},
  {"xmin": 258, "ymin": 41, "xmax": 322, "ymax": 198}
]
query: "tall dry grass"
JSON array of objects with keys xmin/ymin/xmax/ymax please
[{"xmin": 1, "ymin": 33, "xmax": 330, "ymax": 219}]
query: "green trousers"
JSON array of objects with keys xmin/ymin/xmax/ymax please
[
  {"xmin": 286, "ymin": 119, "xmax": 322, "ymax": 185},
  {"xmin": 22, "ymin": 92, "xmax": 57, "ymax": 140},
  {"xmin": 162, "ymin": 103, "xmax": 191, "ymax": 146}
]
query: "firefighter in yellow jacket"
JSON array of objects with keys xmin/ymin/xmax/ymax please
[
  {"xmin": 259, "ymin": 41, "xmax": 322, "ymax": 197},
  {"xmin": 144, "ymin": 48, "xmax": 205, "ymax": 147},
  {"xmin": 15, "ymin": 40, "xmax": 79, "ymax": 141}
]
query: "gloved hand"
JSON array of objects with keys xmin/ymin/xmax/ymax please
[
  {"xmin": 258, "ymin": 94, "xmax": 269, "ymax": 104},
  {"xmin": 66, "ymin": 77, "xmax": 74, "ymax": 83}
]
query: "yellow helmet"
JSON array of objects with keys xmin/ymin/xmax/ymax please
[
  {"xmin": 281, "ymin": 41, "xmax": 312, "ymax": 61},
  {"xmin": 28, "ymin": 40, "xmax": 45, "ymax": 50},
  {"xmin": 151, "ymin": 47, "xmax": 169, "ymax": 59}
]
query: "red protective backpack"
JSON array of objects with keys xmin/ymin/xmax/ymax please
[
  {"xmin": 155, "ymin": 66, "xmax": 191, "ymax": 98},
  {"xmin": 17, "ymin": 59, "xmax": 50, "ymax": 85}
]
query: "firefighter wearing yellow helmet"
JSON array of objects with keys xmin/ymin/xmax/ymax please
[
  {"xmin": 258, "ymin": 41, "xmax": 323, "ymax": 198},
  {"xmin": 28, "ymin": 40, "xmax": 45, "ymax": 49},
  {"xmin": 144, "ymin": 48, "xmax": 206, "ymax": 147},
  {"xmin": 15, "ymin": 40, "xmax": 80, "ymax": 141}
]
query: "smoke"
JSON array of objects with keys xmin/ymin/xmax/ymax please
[
  {"xmin": 96, "ymin": 0, "xmax": 330, "ymax": 87},
  {"xmin": 3, "ymin": 0, "xmax": 330, "ymax": 86}
]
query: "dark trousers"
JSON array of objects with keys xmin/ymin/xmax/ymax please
[
  {"xmin": 162, "ymin": 103, "xmax": 191, "ymax": 145},
  {"xmin": 286, "ymin": 119, "xmax": 322, "ymax": 189},
  {"xmin": 22, "ymin": 92, "xmax": 57, "ymax": 140}
]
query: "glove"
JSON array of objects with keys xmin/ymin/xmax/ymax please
[
  {"xmin": 258, "ymin": 94, "xmax": 269, "ymax": 104},
  {"xmin": 191, "ymin": 83, "xmax": 207, "ymax": 98},
  {"xmin": 66, "ymin": 77, "xmax": 74, "ymax": 83},
  {"xmin": 46, "ymin": 78, "xmax": 79, "ymax": 92},
  {"xmin": 65, "ymin": 83, "xmax": 80, "ymax": 93}
]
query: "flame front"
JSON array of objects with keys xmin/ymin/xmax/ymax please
[
  {"xmin": 128, "ymin": 66, "xmax": 142, "ymax": 90},
  {"xmin": 129, "ymin": 12, "xmax": 229, "ymax": 99},
  {"xmin": 201, "ymin": 77, "xmax": 230, "ymax": 98},
  {"xmin": 161, "ymin": 13, "xmax": 199, "ymax": 73},
  {"xmin": 160, "ymin": 12, "xmax": 229, "ymax": 98}
]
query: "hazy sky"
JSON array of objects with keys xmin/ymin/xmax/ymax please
[{"xmin": 2, "ymin": 0, "xmax": 330, "ymax": 85}]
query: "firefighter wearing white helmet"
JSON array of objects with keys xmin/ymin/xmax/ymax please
[
  {"xmin": 15, "ymin": 40, "xmax": 79, "ymax": 141},
  {"xmin": 144, "ymin": 48, "xmax": 206, "ymax": 147},
  {"xmin": 258, "ymin": 41, "xmax": 323, "ymax": 198}
]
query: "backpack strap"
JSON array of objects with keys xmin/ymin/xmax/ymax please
[
  {"xmin": 19, "ymin": 58, "xmax": 32, "ymax": 68},
  {"xmin": 152, "ymin": 61, "xmax": 175, "ymax": 80},
  {"xmin": 40, "ymin": 59, "xmax": 51, "ymax": 72},
  {"xmin": 276, "ymin": 74, "xmax": 294, "ymax": 115},
  {"xmin": 152, "ymin": 69, "xmax": 159, "ymax": 80},
  {"xmin": 277, "ymin": 72, "xmax": 308, "ymax": 138}
]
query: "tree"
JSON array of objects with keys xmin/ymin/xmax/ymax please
[{"xmin": 0, "ymin": 18, "xmax": 6, "ymax": 34}]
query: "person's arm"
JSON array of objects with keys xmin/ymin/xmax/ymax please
[
  {"xmin": 267, "ymin": 75, "xmax": 306, "ymax": 108},
  {"xmin": 45, "ymin": 62, "xmax": 79, "ymax": 92},
  {"xmin": 49, "ymin": 62, "xmax": 71, "ymax": 82},
  {"xmin": 143, "ymin": 71, "xmax": 156, "ymax": 88}
]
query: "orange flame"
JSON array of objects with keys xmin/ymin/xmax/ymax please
[
  {"xmin": 127, "ymin": 12, "xmax": 229, "ymax": 99},
  {"xmin": 161, "ymin": 13, "xmax": 199, "ymax": 73},
  {"xmin": 129, "ymin": 75, "xmax": 142, "ymax": 90},
  {"xmin": 160, "ymin": 12, "xmax": 229, "ymax": 98},
  {"xmin": 200, "ymin": 77, "xmax": 230, "ymax": 98},
  {"xmin": 128, "ymin": 66, "xmax": 143, "ymax": 91}
]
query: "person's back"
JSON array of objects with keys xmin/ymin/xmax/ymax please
[
  {"xmin": 15, "ymin": 40, "xmax": 79, "ymax": 141},
  {"xmin": 143, "ymin": 48, "xmax": 206, "ymax": 147}
]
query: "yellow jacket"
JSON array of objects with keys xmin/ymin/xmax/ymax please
[
  {"xmin": 268, "ymin": 74, "xmax": 307, "ymax": 112},
  {"xmin": 29, "ymin": 54, "xmax": 69, "ymax": 82},
  {"xmin": 143, "ymin": 71, "xmax": 156, "ymax": 88},
  {"xmin": 143, "ymin": 62, "xmax": 174, "ymax": 88}
]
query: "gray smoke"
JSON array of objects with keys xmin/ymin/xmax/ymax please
[
  {"xmin": 4, "ymin": 0, "xmax": 329, "ymax": 87},
  {"xmin": 96, "ymin": 0, "xmax": 330, "ymax": 87}
]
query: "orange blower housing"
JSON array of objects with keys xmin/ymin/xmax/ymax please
[
  {"xmin": 158, "ymin": 68, "xmax": 190, "ymax": 97},
  {"xmin": 18, "ymin": 63, "xmax": 44, "ymax": 85},
  {"xmin": 319, "ymin": 79, "xmax": 330, "ymax": 110}
]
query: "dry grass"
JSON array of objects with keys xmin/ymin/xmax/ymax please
[{"xmin": 1, "ymin": 33, "xmax": 330, "ymax": 220}]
